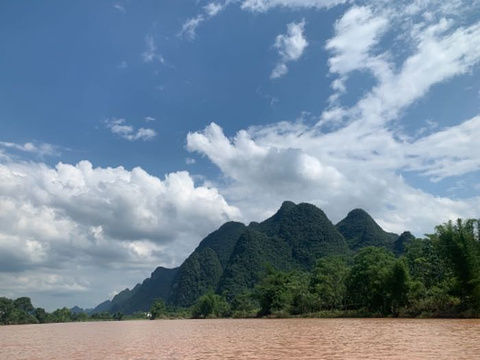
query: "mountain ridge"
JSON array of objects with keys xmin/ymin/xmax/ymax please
[{"xmin": 93, "ymin": 201, "xmax": 405, "ymax": 314}]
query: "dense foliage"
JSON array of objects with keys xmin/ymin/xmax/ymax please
[
  {"xmin": 0, "ymin": 297, "xmax": 160, "ymax": 325},
  {"xmin": 171, "ymin": 222, "xmax": 246, "ymax": 307},
  {"xmin": 3, "ymin": 216, "xmax": 480, "ymax": 325},
  {"xmin": 238, "ymin": 218, "xmax": 480, "ymax": 318},
  {"xmin": 0, "ymin": 297, "xmax": 117, "ymax": 325},
  {"xmin": 218, "ymin": 202, "xmax": 350, "ymax": 301},
  {"xmin": 93, "ymin": 202, "xmax": 480, "ymax": 317},
  {"xmin": 336, "ymin": 209, "xmax": 397, "ymax": 251}
]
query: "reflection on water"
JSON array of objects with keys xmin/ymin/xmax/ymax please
[{"xmin": 1, "ymin": 318, "xmax": 480, "ymax": 359}]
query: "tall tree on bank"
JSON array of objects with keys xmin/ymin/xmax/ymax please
[
  {"xmin": 434, "ymin": 219, "xmax": 480, "ymax": 310},
  {"xmin": 310, "ymin": 256, "xmax": 349, "ymax": 310},
  {"xmin": 346, "ymin": 247, "xmax": 396, "ymax": 313}
]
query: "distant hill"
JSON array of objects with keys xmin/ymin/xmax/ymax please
[
  {"xmin": 70, "ymin": 305, "xmax": 93, "ymax": 314},
  {"xmin": 394, "ymin": 231, "xmax": 416, "ymax": 255},
  {"xmin": 93, "ymin": 202, "xmax": 408, "ymax": 313},
  {"xmin": 92, "ymin": 267, "xmax": 178, "ymax": 314},
  {"xmin": 336, "ymin": 209, "xmax": 398, "ymax": 251}
]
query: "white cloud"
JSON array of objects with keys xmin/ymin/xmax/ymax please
[
  {"xmin": 187, "ymin": 120, "xmax": 480, "ymax": 237},
  {"xmin": 186, "ymin": 157, "xmax": 196, "ymax": 165},
  {"xmin": 407, "ymin": 116, "xmax": 480, "ymax": 180},
  {"xmin": 118, "ymin": 61, "xmax": 128, "ymax": 69},
  {"xmin": 275, "ymin": 20, "xmax": 308, "ymax": 62},
  {"xmin": 183, "ymin": 3, "xmax": 480, "ymax": 232},
  {"xmin": 0, "ymin": 160, "xmax": 240, "ymax": 309},
  {"xmin": 241, "ymin": 0, "xmax": 347, "ymax": 12},
  {"xmin": 271, "ymin": 20, "xmax": 308, "ymax": 79},
  {"xmin": 113, "ymin": 4, "xmax": 126, "ymax": 14},
  {"xmin": 180, "ymin": 1, "xmax": 230, "ymax": 41},
  {"xmin": 180, "ymin": 16, "xmax": 205, "ymax": 40},
  {"xmin": 204, "ymin": 2, "xmax": 225, "ymax": 17},
  {"xmin": 104, "ymin": 118, "xmax": 157, "ymax": 141},
  {"xmin": 322, "ymin": 2, "xmax": 480, "ymax": 126},
  {"xmin": 0, "ymin": 141, "xmax": 58, "ymax": 157},
  {"xmin": 325, "ymin": 6, "xmax": 388, "ymax": 100},
  {"xmin": 144, "ymin": 116, "xmax": 156, "ymax": 122},
  {"xmin": 270, "ymin": 64, "xmax": 288, "ymax": 79},
  {"xmin": 142, "ymin": 35, "xmax": 165, "ymax": 63}
]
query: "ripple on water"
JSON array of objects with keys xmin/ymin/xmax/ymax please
[{"xmin": 1, "ymin": 318, "xmax": 480, "ymax": 359}]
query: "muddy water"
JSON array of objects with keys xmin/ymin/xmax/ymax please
[{"xmin": 1, "ymin": 318, "xmax": 480, "ymax": 359}]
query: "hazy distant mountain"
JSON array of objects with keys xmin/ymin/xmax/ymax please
[
  {"xmin": 91, "ymin": 300, "xmax": 112, "ymax": 314},
  {"xmin": 92, "ymin": 267, "xmax": 179, "ymax": 314},
  {"xmin": 70, "ymin": 305, "xmax": 92, "ymax": 314},
  {"xmin": 93, "ymin": 202, "xmax": 407, "ymax": 313}
]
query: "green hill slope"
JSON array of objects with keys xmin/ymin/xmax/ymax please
[
  {"xmin": 169, "ymin": 221, "xmax": 247, "ymax": 307},
  {"xmin": 336, "ymin": 209, "xmax": 398, "ymax": 251},
  {"xmin": 93, "ymin": 202, "xmax": 406, "ymax": 313},
  {"xmin": 217, "ymin": 201, "xmax": 350, "ymax": 298}
]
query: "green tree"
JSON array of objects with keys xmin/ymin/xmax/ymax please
[
  {"xmin": 231, "ymin": 291, "xmax": 258, "ymax": 318},
  {"xmin": 191, "ymin": 292, "xmax": 230, "ymax": 318},
  {"xmin": 150, "ymin": 298, "xmax": 166, "ymax": 320},
  {"xmin": 13, "ymin": 297, "xmax": 34, "ymax": 314},
  {"xmin": 254, "ymin": 266, "xmax": 311, "ymax": 316},
  {"xmin": 310, "ymin": 256, "xmax": 350, "ymax": 310},
  {"xmin": 34, "ymin": 307, "xmax": 49, "ymax": 324},
  {"xmin": 434, "ymin": 219, "xmax": 480, "ymax": 310},
  {"xmin": 112, "ymin": 312, "xmax": 124, "ymax": 321},
  {"xmin": 346, "ymin": 247, "xmax": 395, "ymax": 314},
  {"xmin": 0, "ymin": 297, "xmax": 14, "ymax": 325},
  {"xmin": 405, "ymin": 237, "xmax": 449, "ymax": 289},
  {"xmin": 51, "ymin": 307, "xmax": 72, "ymax": 323},
  {"xmin": 289, "ymin": 272, "xmax": 317, "ymax": 315},
  {"xmin": 386, "ymin": 258, "xmax": 412, "ymax": 315}
]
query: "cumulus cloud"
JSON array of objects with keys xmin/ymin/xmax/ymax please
[
  {"xmin": 104, "ymin": 118, "xmax": 157, "ymax": 141},
  {"xmin": 0, "ymin": 160, "xmax": 240, "ymax": 308},
  {"xmin": 187, "ymin": 120, "xmax": 480, "ymax": 237},
  {"xmin": 187, "ymin": 1, "xmax": 480, "ymax": 237},
  {"xmin": 271, "ymin": 20, "xmax": 308, "ymax": 79}
]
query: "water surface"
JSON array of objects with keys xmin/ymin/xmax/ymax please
[{"xmin": 1, "ymin": 318, "xmax": 480, "ymax": 359}]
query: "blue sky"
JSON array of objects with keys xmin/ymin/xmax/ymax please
[{"xmin": 1, "ymin": 0, "xmax": 480, "ymax": 310}]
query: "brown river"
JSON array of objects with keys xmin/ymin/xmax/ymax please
[{"xmin": 1, "ymin": 318, "xmax": 480, "ymax": 359}]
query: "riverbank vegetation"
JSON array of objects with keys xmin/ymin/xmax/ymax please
[
  {"xmin": 2, "ymin": 218, "xmax": 479, "ymax": 325},
  {"xmin": 186, "ymin": 218, "xmax": 480, "ymax": 319},
  {"xmin": 0, "ymin": 296, "xmax": 151, "ymax": 325}
]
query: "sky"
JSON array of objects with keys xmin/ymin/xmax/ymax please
[{"xmin": 1, "ymin": 0, "xmax": 480, "ymax": 311}]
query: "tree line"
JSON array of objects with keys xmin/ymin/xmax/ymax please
[
  {"xmin": 185, "ymin": 218, "xmax": 480, "ymax": 318},
  {"xmin": 0, "ymin": 297, "xmax": 145, "ymax": 325},
  {"xmin": 2, "ymin": 218, "xmax": 480, "ymax": 325}
]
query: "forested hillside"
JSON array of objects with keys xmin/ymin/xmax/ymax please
[
  {"xmin": 93, "ymin": 201, "xmax": 397, "ymax": 313},
  {"xmin": 3, "ymin": 204, "xmax": 480, "ymax": 324}
]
